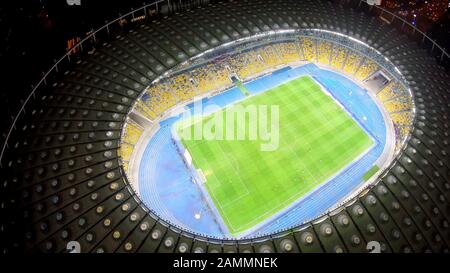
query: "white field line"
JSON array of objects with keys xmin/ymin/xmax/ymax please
[
  {"xmin": 203, "ymin": 171, "xmax": 236, "ymax": 234},
  {"xmin": 218, "ymin": 82, "xmax": 374, "ymax": 235},
  {"xmin": 185, "ymin": 137, "xmax": 250, "ymax": 233},
  {"xmin": 232, "ymin": 129, "xmax": 369, "ymax": 236},
  {"xmin": 237, "ymin": 141, "xmax": 375, "ymax": 238},
  {"xmin": 312, "ymin": 76, "xmax": 378, "ymax": 146},
  {"xmin": 178, "ymin": 76, "xmax": 378, "ymax": 236},
  {"xmin": 215, "ymin": 142, "xmax": 251, "ymax": 204},
  {"xmin": 219, "ymin": 116, "xmax": 367, "ymax": 233}
]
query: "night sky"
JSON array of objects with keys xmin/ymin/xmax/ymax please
[{"xmin": 0, "ymin": 0, "xmax": 152, "ymax": 131}]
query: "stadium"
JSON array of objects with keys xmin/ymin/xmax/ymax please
[{"xmin": 1, "ymin": 0, "xmax": 450, "ymax": 253}]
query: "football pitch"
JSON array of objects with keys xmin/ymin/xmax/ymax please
[{"xmin": 177, "ymin": 76, "xmax": 374, "ymax": 236}]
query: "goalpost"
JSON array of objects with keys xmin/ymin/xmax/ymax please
[
  {"xmin": 173, "ymin": 131, "xmax": 206, "ymax": 186},
  {"xmin": 183, "ymin": 148, "xmax": 206, "ymax": 186},
  {"xmin": 195, "ymin": 168, "xmax": 207, "ymax": 186},
  {"xmin": 182, "ymin": 149, "xmax": 193, "ymax": 166}
]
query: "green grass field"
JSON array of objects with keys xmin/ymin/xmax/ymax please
[{"xmin": 178, "ymin": 76, "xmax": 374, "ymax": 236}]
